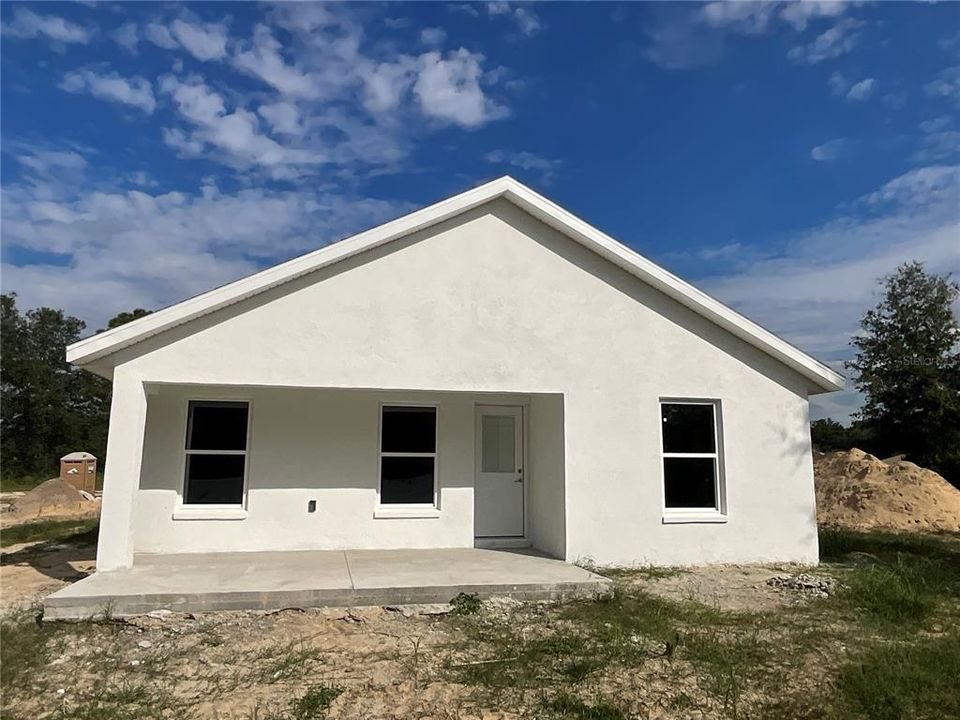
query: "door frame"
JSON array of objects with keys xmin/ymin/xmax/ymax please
[{"xmin": 473, "ymin": 404, "xmax": 529, "ymax": 545}]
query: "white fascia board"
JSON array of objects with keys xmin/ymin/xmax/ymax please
[{"xmin": 66, "ymin": 176, "xmax": 844, "ymax": 393}]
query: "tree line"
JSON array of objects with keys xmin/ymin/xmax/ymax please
[
  {"xmin": 0, "ymin": 294, "xmax": 149, "ymax": 481},
  {"xmin": 1, "ymin": 262, "xmax": 958, "ymax": 486},
  {"xmin": 812, "ymin": 262, "xmax": 960, "ymax": 486}
]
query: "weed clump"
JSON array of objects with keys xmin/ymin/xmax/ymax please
[{"xmin": 451, "ymin": 592, "xmax": 482, "ymax": 615}]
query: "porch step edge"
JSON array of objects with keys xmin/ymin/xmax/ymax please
[{"xmin": 43, "ymin": 580, "xmax": 614, "ymax": 620}]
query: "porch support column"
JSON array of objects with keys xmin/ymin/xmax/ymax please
[{"xmin": 95, "ymin": 368, "xmax": 148, "ymax": 571}]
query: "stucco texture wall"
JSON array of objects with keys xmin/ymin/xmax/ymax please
[
  {"xmin": 134, "ymin": 387, "xmax": 565, "ymax": 555},
  {"xmin": 109, "ymin": 198, "xmax": 819, "ymax": 566}
]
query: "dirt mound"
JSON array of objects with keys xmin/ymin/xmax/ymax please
[
  {"xmin": 4, "ymin": 478, "xmax": 99, "ymax": 525},
  {"xmin": 814, "ymin": 448, "xmax": 960, "ymax": 532}
]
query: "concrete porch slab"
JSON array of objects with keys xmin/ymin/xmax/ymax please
[{"xmin": 43, "ymin": 548, "xmax": 612, "ymax": 619}]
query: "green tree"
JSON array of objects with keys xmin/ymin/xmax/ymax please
[
  {"xmin": 846, "ymin": 262, "xmax": 960, "ymax": 484},
  {"xmin": 810, "ymin": 419, "xmax": 849, "ymax": 451},
  {"xmin": 0, "ymin": 296, "xmax": 151, "ymax": 485},
  {"xmin": 101, "ymin": 308, "xmax": 152, "ymax": 332},
  {"xmin": 1, "ymin": 294, "xmax": 100, "ymax": 479}
]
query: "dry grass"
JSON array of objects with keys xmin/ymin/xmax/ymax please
[{"xmin": 1, "ymin": 527, "xmax": 958, "ymax": 719}]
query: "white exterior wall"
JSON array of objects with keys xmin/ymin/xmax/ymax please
[
  {"xmin": 135, "ymin": 387, "xmax": 556, "ymax": 555},
  {"xmin": 101, "ymin": 199, "xmax": 819, "ymax": 568}
]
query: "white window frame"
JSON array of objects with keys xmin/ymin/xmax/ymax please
[
  {"xmin": 375, "ymin": 402, "xmax": 440, "ymax": 518},
  {"xmin": 175, "ymin": 398, "xmax": 252, "ymax": 520},
  {"xmin": 659, "ymin": 398, "xmax": 727, "ymax": 524}
]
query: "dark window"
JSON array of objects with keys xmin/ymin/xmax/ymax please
[
  {"xmin": 380, "ymin": 457, "xmax": 436, "ymax": 504},
  {"xmin": 661, "ymin": 402, "xmax": 721, "ymax": 511},
  {"xmin": 661, "ymin": 403, "xmax": 715, "ymax": 454},
  {"xmin": 380, "ymin": 406, "xmax": 437, "ymax": 505},
  {"xmin": 185, "ymin": 454, "xmax": 246, "ymax": 504},
  {"xmin": 663, "ymin": 457, "xmax": 716, "ymax": 508},
  {"xmin": 381, "ymin": 406, "xmax": 436, "ymax": 453},
  {"xmin": 184, "ymin": 401, "xmax": 248, "ymax": 505}
]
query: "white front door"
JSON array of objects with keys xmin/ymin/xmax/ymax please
[{"xmin": 474, "ymin": 405, "xmax": 524, "ymax": 538}]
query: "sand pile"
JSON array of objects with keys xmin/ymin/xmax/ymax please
[
  {"xmin": 4, "ymin": 478, "xmax": 99, "ymax": 526},
  {"xmin": 814, "ymin": 448, "xmax": 960, "ymax": 532}
]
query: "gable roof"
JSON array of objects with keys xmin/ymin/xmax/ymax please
[{"xmin": 66, "ymin": 176, "xmax": 844, "ymax": 392}]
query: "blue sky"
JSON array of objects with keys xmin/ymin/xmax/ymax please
[{"xmin": 2, "ymin": 1, "xmax": 958, "ymax": 422}]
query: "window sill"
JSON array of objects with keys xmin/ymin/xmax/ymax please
[
  {"xmin": 662, "ymin": 512, "xmax": 728, "ymax": 525},
  {"xmin": 173, "ymin": 507, "xmax": 248, "ymax": 521},
  {"xmin": 374, "ymin": 506, "xmax": 441, "ymax": 519}
]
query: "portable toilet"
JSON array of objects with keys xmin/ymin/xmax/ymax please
[{"xmin": 60, "ymin": 452, "xmax": 97, "ymax": 494}]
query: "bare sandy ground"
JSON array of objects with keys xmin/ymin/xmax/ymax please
[{"xmin": 0, "ymin": 537, "xmax": 97, "ymax": 612}]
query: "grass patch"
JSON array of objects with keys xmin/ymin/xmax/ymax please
[
  {"xmin": 446, "ymin": 583, "xmax": 770, "ymax": 712},
  {"xmin": 255, "ymin": 641, "xmax": 325, "ymax": 684},
  {"xmin": 450, "ymin": 591, "xmax": 482, "ymax": 615},
  {"xmin": 50, "ymin": 680, "xmax": 179, "ymax": 720},
  {"xmin": 447, "ymin": 625, "xmax": 601, "ymax": 689},
  {"xmin": 253, "ymin": 685, "xmax": 343, "ymax": 720},
  {"xmin": 819, "ymin": 526, "xmax": 960, "ymax": 564},
  {"xmin": 839, "ymin": 555, "xmax": 950, "ymax": 626},
  {"xmin": 837, "ymin": 633, "xmax": 960, "ymax": 720},
  {"xmin": 820, "ymin": 527, "xmax": 959, "ymax": 628},
  {"xmin": 0, "ymin": 474, "xmax": 104, "ymax": 493},
  {"xmin": 594, "ymin": 565, "xmax": 687, "ymax": 582},
  {"xmin": 683, "ymin": 627, "xmax": 774, "ymax": 715},
  {"xmin": 1, "ymin": 611, "xmax": 53, "ymax": 692},
  {"xmin": 289, "ymin": 686, "xmax": 343, "ymax": 719},
  {"xmin": 0, "ymin": 518, "xmax": 99, "ymax": 548},
  {"xmin": 543, "ymin": 691, "xmax": 627, "ymax": 719},
  {"xmin": 0, "ymin": 474, "xmax": 54, "ymax": 493}
]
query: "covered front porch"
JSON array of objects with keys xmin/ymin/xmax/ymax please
[
  {"xmin": 43, "ymin": 547, "xmax": 612, "ymax": 619},
  {"xmin": 94, "ymin": 381, "xmax": 570, "ymax": 571}
]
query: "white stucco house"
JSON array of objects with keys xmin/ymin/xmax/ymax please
[{"xmin": 67, "ymin": 176, "xmax": 842, "ymax": 573}]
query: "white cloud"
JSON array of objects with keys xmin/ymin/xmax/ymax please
[
  {"xmin": 914, "ymin": 112, "xmax": 958, "ymax": 163},
  {"xmin": 144, "ymin": 22, "xmax": 178, "ymax": 50},
  {"xmin": 485, "ymin": 2, "xmax": 542, "ymax": 36},
  {"xmin": 16, "ymin": 149, "xmax": 87, "ymax": 174},
  {"xmin": 828, "ymin": 73, "xmax": 875, "ymax": 101},
  {"xmin": 925, "ymin": 65, "xmax": 960, "ymax": 101},
  {"xmin": 9, "ymin": 4, "xmax": 510, "ymax": 184},
  {"xmin": 647, "ymin": 1, "xmax": 860, "ymax": 71},
  {"xmin": 449, "ymin": 4, "xmax": 480, "ymax": 19},
  {"xmin": 169, "ymin": 17, "xmax": 229, "ymax": 62},
  {"xmin": 859, "ymin": 165, "xmax": 957, "ymax": 206},
  {"xmin": 3, "ymin": 8, "xmax": 92, "ymax": 44},
  {"xmin": 485, "ymin": 149, "xmax": 561, "ymax": 184},
  {"xmin": 232, "ymin": 24, "xmax": 322, "ymax": 99},
  {"xmin": 828, "ymin": 71, "xmax": 848, "ymax": 96},
  {"xmin": 699, "ymin": 0, "xmax": 850, "ymax": 33},
  {"xmin": 60, "ymin": 69, "xmax": 157, "ymax": 114},
  {"xmin": 811, "ymin": 138, "xmax": 848, "ymax": 161},
  {"xmin": 778, "ymin": 0, "xmax": 849, "ymax": 31},
  {"xmin": 845, "ymin": 77, "xmax": 875, "ymax": 102},
  {"xmin": 919, "ymin": 116, "xmax": 954, "ymax": 134},
  {"xmin": 414, "ymin": 49, "xmax": 509, "ymax": 127},
  {"xmin": 1, "ymin": 160, "xmax": 412, "ymax": 330},
  {"xmin": 695, "ymin": 164, "xmax": 960, "ymax": 422},
  {"xmin": 698, "ymin": 1, "xmax": 779, "ymax": 34},
  {"xmin": 911, "ymin": 131, "xmax": 960, "ymax": 163},
  {"xmin": 159, "ymin": 75, "xmax": 325, "ymax": 175},
  {"xmin": 257, "ymin": 101, "xmax": 304, "ymax": 136},
  {"xmin": 111, "ymin": 23, "xmax": 139, "ymax": 53},
  {"xmin": 420, "ymin": 27, "xmax": 447, "ymax": 47},
  {"xmin": 359, "ymin": 58, "xmax": 417, "ymax": 114},
  {"xmin": 788, "ymin": 18, "xmax": 862, "ymax": 64}
]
